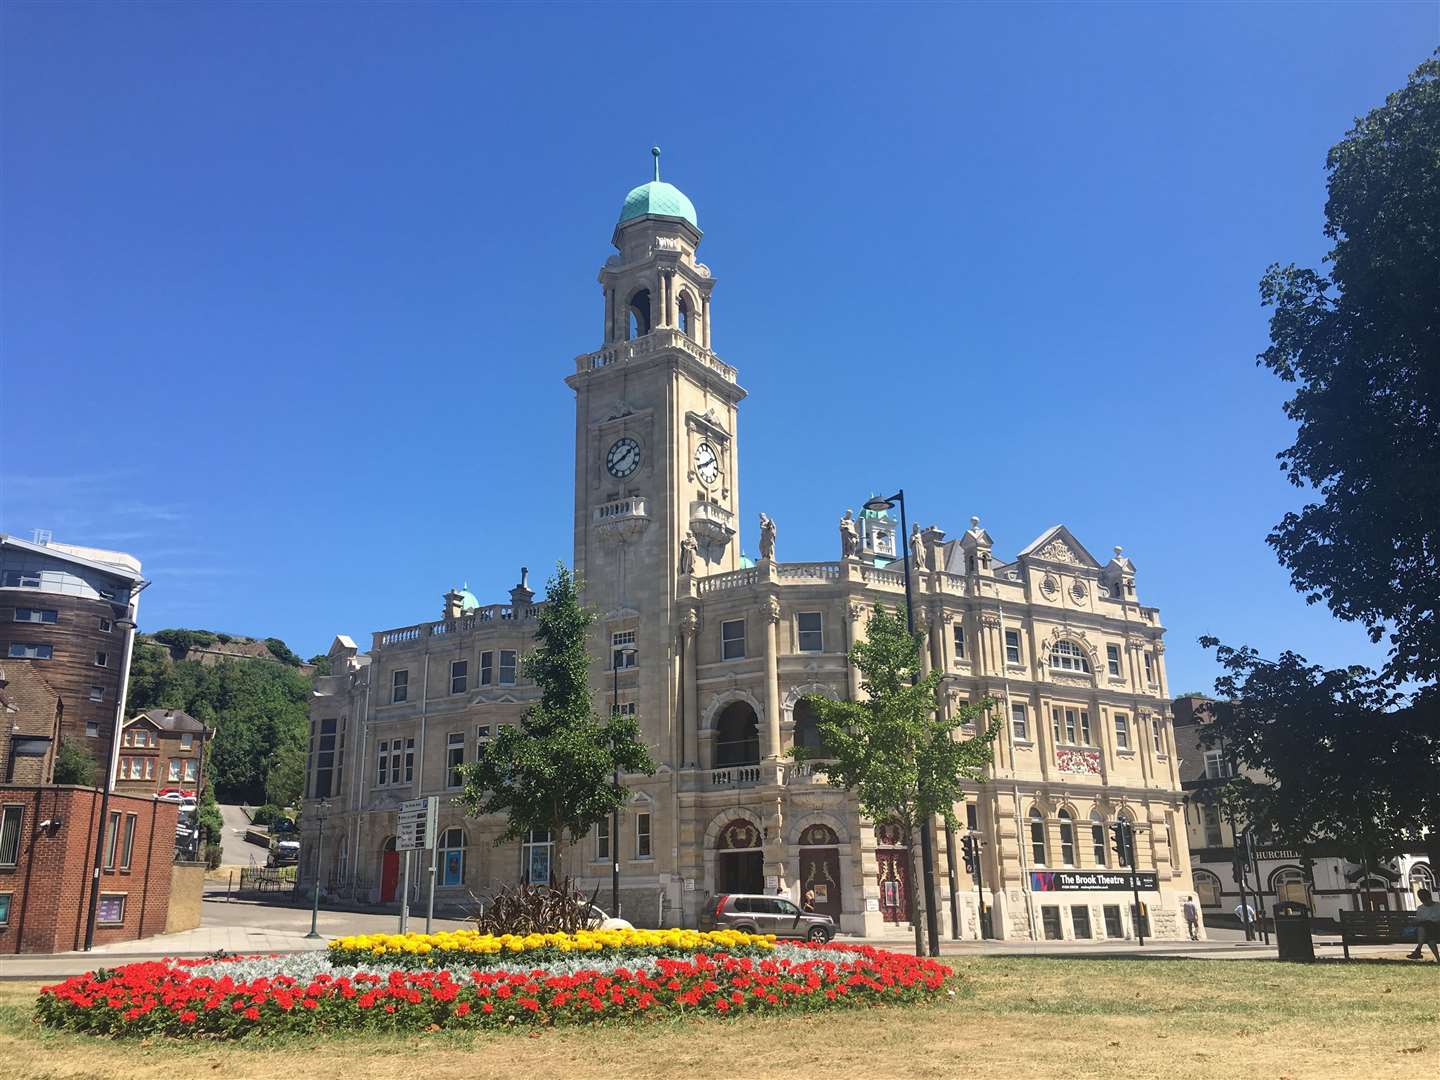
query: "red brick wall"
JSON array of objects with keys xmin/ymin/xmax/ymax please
[{"xmin": 0, "ymin": 785, "xmax": 177, "ymax": 954}]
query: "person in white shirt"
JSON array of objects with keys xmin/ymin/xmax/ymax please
[
  {"xmin": 1407, "ymin": 889, "xmax": 1440, "ymax": 961},
  {"xmin": 1234, "ymin": 901, "xmax": 1256, "ymax": 925}
]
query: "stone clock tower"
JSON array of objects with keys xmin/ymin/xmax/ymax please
[{"xmin": 565, "ymin": 148, "xmax": 747, "ymax": 774}]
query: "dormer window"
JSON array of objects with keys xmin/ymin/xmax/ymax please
[{"xmin": 1049, "ymin": 640, "xmax": 1091, "ymax": 673}]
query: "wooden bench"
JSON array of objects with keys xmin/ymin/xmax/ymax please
[{"xmin": 1338, "ymin": 909, "xmax": 1417, "ymax": 959}]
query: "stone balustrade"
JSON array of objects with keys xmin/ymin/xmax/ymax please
[
  {"xmin": 575, "ymin": 328, "xmax": 736, "ymax": 382},
  {"xmin": 376, "ymin": 603, "xmax": 545, "ymax": 650}
]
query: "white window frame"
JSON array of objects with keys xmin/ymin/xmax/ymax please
[
  {"xmin": 1004, "ymin": 629, "xmax": 1022, "ymax": 665},
  {"xmin": 403, "ymin": 737, "xmax": 415, "ymax": 783},
  {"xmin": 1144, "ymin": 652, "xmax": 1155, "ymax": 684},
  {"xmin": 611, "ymin": 630, "xmax": 638, "ymax": 670},
  {"xmin": 1203, "ymin": 750, "xmax": 1233, "ymax": 780},
  {"xmin": 120, "ymin": 813, "xmax": 137, "ymax": 871},
  {"xmin": 1114, "ymin": 712, "xmax": 1130, "ymax": 750},
  {"xmin": 98, "ymin": 616, "xmax": 113, "ymax": 633},
  {"xmin": 392, "ymin": 669, "xmax": 409, "ymax": 704},
  {"xmin": 0, "ymin": 806, "xmax": 21, "ymax": 867},
  {"xmin": 635, "ymin": 811, "xmax": 652, "ymax": 860},
  {"xmin": 1010, "ymin": 702, "xmax": 1029, "ymax": 742},
  {"xmin": 450, "ymin": 659, "xmax": 468, "ymax": 695},
  {"xmin": 1058, "ymin": 810, "xmax": 1076, "ymax": 866},
  {"xmin": 446, "ymin": 732, "xmax": 465, "ymax": 789},
  {"xmin": 89, "ymin": 686, "xmax": 105, "ymax": 702},
  {"xmin": 377, "ymin": 740, "xmax": 390, "ymax": 786},
  {"xmin": 94, "ymin": 650, "xmax": 108, "ymax": 668},
  {"xmin": 721, "ymin": 619, "xmax": 746, "ymax": 661},
  {"xmin": 1091, "ymin": 813, "xmax": 1108, "ymax": 866},
  {"xmin": 595, "ymin": 816, "xmax": 610, "ymax": 861},
  {"xmin": 1152, "ymin": 717, "xmax": 1165, "ymax": 755},
  {"xmin": 1028, "ymin": 809, "xmax": 1047, "ymax": 866},
  {"xmin": 796, "ymin": 612, "xmax": 823, "ymax": 653},
  {"xmin": 168, "ymin": 760, "xmax": 181, "ymax": 782},
  {"xmin": 12, "ymin": 608, "xmax": 58, "ymax": 624},
  {"xmin": 498, "ymin": 650, "xmax": 518, "ymax": 685},
  {"xmin": 180, "ymin": 734, "xmax": 194, "ymax": 752},
  {"xmin": 952, "ymin": 623, "xmax": 966, "ymax": 662},
  {"xmin": 1049, "ymin": 640, "xmax": 1090, "ymax": 673},
  {"xmin": 1106, "ymin": 643, "xmax": 1122, "ymax": 677},
  {"xmin": 480, "ymin": 651, "xmax": 494, "ymax": 686},
  {"xmin": 8, "ymin": 643, "xmax": 52, "ymax": 660}
]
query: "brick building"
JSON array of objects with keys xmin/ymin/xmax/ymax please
[
  {"xmin": 1, "ymin": 661, "xmax": 63, "ymax": 784},
  {"xmin": 0, "ymin": 534, "xmax": 144, "ymax": 783},
  {"xmin": 115, "ymin": 709, "xmax": 209, "ymax": 798},
  {"xmin": 0, "ymin": 784, "xmax": 177, "ymax": 952}
]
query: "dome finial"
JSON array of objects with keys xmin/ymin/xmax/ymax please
[{"xmin": 651, "ymin": 145, "xmax": 661, "ymax": 182}]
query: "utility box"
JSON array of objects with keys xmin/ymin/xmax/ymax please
[{"xmin": 1274, "ymin": 900, "xmax": 1315, "ymax": 962}]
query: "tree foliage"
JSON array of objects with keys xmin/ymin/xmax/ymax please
[
  {"xmin": 53, "ymin": 736, "xmax": 99, "ymax": 787},
  {"xmin": 1257, "ymin": 53, "xmax": 1440, "ymax": 689},
  {"xmin": 1196, "ymin": 638, "xmax": 1437, "ymax": 863},
  {"xmin": 458, "ymin": 564, "xmax": 655, "ymax": 878},
  {"xmin": 263, "ymin": 637, "xmax": 303, "ymax": 667}
]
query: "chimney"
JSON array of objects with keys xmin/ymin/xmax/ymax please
[
  {"xmin": 443, "ymin": 587, "xmax": 465, "ymax": 620},
  {"xmin": 510, "ymin": 566, "xmax": 535, "ymax": 609}
]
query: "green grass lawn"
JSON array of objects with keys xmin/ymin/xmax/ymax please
[{"xmin": 3, "ymin": 956, "xmax": 1434, "ymax": 1079}]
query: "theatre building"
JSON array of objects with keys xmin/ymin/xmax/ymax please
[{"xmin": 303, "ymin": 154, "xmax": 1196, "ymax": 940}]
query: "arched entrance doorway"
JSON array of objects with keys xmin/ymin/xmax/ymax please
[
  {"xmin": 798, "ymin": 823, "xmax": 842, "ymax": 921},
  {"xmin": 874, "ymin": 821, "xmax": 911, "ymax": 924},
  {"xmin": 379, "ymin": 836, "xmax": 399, "ymax": 903},
  {"xmin": 716, "ymin": 818, "xmax": 764, "ymax": 895}
]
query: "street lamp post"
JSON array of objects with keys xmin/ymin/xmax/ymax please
[
  {"xmin": 864, "ymin": 490, "xmax": 942, "ymax": 958},
  {"xmin": 305, "ymin": 801, "xmax": 328, "ymax": 939},
  {"xmin": 611, "ymin": 641, "xmax": 637, "ymax": 916}
]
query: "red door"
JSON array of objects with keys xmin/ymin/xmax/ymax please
[
  {"xmin": 876, "ymin": 848, "xmax": 911, "ymax": 924},
  {"xmin": 380, "ymin": 851, "xmax": 400, "ymax": 903}
]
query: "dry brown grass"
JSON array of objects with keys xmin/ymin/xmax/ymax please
[{"xmin": 1, "ymin": 957, "xmax": 1434, "ymax": 1080}]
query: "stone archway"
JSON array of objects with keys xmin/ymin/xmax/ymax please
[{"xmin": 714, "ymin": 817, "xmax": 765, "ymax": 895}]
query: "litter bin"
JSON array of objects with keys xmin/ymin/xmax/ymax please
[{"xmin": 1273, "ymin": 900, "xmax": 1315, "ymax": 962}]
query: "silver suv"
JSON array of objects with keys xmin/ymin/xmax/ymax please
[{"xmin": 703, "ymin": 893, "xmax": 836, "ymax": 942}]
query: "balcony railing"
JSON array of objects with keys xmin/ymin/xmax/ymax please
[
  {"xmin": 709, "ymin": 765, "xmax": 762, "ymax": 787},
  {"xmin": 376, "ymin": 604, "xmax": 545, "ymax": 650},
  {"xmin": 575, "ymin": 328, "xmax": 736, "ymax": 382}
]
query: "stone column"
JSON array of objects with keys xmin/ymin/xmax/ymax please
[
  {"xmin": 681, "ymin": 612, "xmax": 699, "ymax": 768},
  {"xmin": 604, "ymin": 287, "xmax": 614, "ymax": 343},
  {"xmin": 701, "ymin": 296, "xmax": 711, "ymax": 348},
  {"xmin": 845, "ymin": 601, "xmax": 863, "ymax": 700},
  {"xmin": 763, "ymin": 596, "xmax": 782, "ymax": 760}
]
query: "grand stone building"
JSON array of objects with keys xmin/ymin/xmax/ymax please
[{"xmin": 303, "ymin": 154, "xmax": 1196, "ymax": 941}]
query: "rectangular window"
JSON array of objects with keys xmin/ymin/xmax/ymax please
[
  {"xmin": 183, "ymin": 759, "xmax": 198, "ymax": 782},
  {"xmin": 2, "ymin": 571, "xmax": 41, "ymax": 588},
  {"xmin": 447, "ymin": 732, "xmax": 465, "ymax": 789},
  {"xmin": 315, "ymin": 718, "xmax": 337, "ymax": 799},
  {"xmin": 377, "ymin": 740, "xmax": 389, "ymax": 786},
  {"xmin": 476, "ymin": 725, "xmax": 491, "ymax": 742},
  {"xmin": 635, "ymin": 812, "xmax": 652, "ymax": 859},
  {"xmin": 450, "ymin": 659, "xmax": 468, "ymax": 695},
  {"xmin": 1041, "ymin": 905, "xmax": 1063, "ymax": 940},
  {"xmin": 615, "ymin": 701, "xmax": 637, "ymax": 717},
  {"xmin": 120, "ymin": 814, "xmax": 137, "ymax": 870},
  {"xmin": 392, "ymin": 669, "xmax": 409, "ymax": 704},
  {"xmin": 94, "ymin": 651, "xmax": 108, "ymax": 667},
  {"xmin": 1203, "ymin": 805, "xmax": 1223, "ymax": 847},
  {"xmin": 722, "ymin": 619, "xmax": 746, "ymax": 660},
  {"xmin": 103, "ymin": 811, "xmax": 121, "ymax": 869},
  {"xmin": 1152, "ymin": 717, "xmax": 1165, "ymax": 755},
  {"xmin": 403, "ymin": 738, "xmax": 415, "ymax": 783},
  {"xmin": 1004, "ymin": 629, "xmax": 1021, "ymax": 665},
  {"xmin": 1114, "ymin": 712, "xmax": 1130, "ymax": 750},
  {"xmin": 1203, "ymin": 750, "xmax": 1233, "ymax": 780},
  {"xmin": 145, "ymin": 758, "xmax": 154, "ymax": 780},
  {"xmin": 96, "ymin": 894, "xmax": 125, "ymax": 926},
  {"xmin": 596, "ymin": 817, "xmax": 610, "ymax": 861},
  {"xmin": 168, "ymin": 760, "xmax": 181, "ymax": 781},
  {"xmin": 611, "ymin": 630, "xmax": 638, "ymax": 670},
  {"xmin": 1144, "ymin": 652, "xmax": 1155, "ymax": 684},
  {"xmin": 389, "ymin": 739, "xmax": 402, "ymax": 786},
  {"xmin": 89, "ymin": 686, "xmax": 105, "ymax": 702},
  {"xmin": 7, "ymin": 643, "xmax": 52, "ymax": 659},
  {"xmin": 1103, "ymin": 904, "xmax": 1124, "ymax": 938},
  {"xmin": 180, "ymin": 734, "xmax": 193, "ymax": 752},
  {"xmin": 0, "ymin": 806, "xmax": 23, "ymax": 866},
  {"xmin": 966, "ymin": 803, "xmax": 979, "ymax": 832},
  {"xmin": 499, "ymin": 650, "xmax": 517, "ymax": 685},
  {"xmin": 797, "ymin": 612, "xmax": 823, "ymax": 653},
  {"xmin": 1106, "ymin": 643, "xmax": 1122, "ymax": 677},
  {"xmin": 1072, "ymin": 906, "xmax": 1092, "ymax": 939},
  {"xmin": 1011, "ymin": 703, "xmax": 1029, "ymax": 741},
  {"xmin": 479, "ymin": 651, "xmax": 494, "ymax": 686},
  {"xmin": 98, "ymin": 616, "xmax": 113, "ymax": 633},
  {"xmin": 0, "ymin": 893, "xmax": 10, "ymax": 926},
  {"xmin": 12, "ymin": 608, "xmax": 58, "ymax": 623},
  {"xmin": 1079, "ymin": 710, "xmax": 1092, "ymax": 746},
  {"xmin": 952, "ymin": 623, "xmax": 966, "ymax": 661},
  {"xmin": 85, "ymin": 719, "xmax": 99, "ymax": 737}
]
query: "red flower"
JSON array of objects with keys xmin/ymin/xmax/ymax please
[{"xmin": 243, "ymin": 1007, "xmax": 260, "ymax": 1021}]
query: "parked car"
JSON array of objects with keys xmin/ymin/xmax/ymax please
[
  {"xmin": 270, "ymin": 817, "xmax": 298, "ymax": 835},
  {"xmin": 268, "ymin": 838, "xmax": 300, "ymax": 867},
  {"xmin": 157, "ymin": 788, "xmax": 196, "ymax": 802},
  {"xmin": 701, "ymin": 894, "xmax": 836, "ymax": 942},
  {"xmin": 583, "ymin": 904, "xmax": 633, "ymax": 931}
]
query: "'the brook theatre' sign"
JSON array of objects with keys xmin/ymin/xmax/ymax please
[{"xmin": 1030, "ymin": 870, "xmax": 1160, "ymax": 892}]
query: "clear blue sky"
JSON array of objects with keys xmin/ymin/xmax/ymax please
[{"xmin": 2, "ymin": 2, "xmax": 1434, "ymax": 691}]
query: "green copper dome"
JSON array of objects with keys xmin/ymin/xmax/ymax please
[{"xmin": 618, "ymin": 147, "xmax": 698, "ymax": 229}]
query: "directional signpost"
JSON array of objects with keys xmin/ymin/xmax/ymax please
[{"xmin": 397, "ymin": 797, "xmax": 438, "ymax": 933}]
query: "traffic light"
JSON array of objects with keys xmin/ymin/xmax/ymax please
[
  {"xmin": 961, "ymin": 835, "xmax": 978, "ymax": 876},
  {"xmin": 1110, "ymin": 821, "xmax": 1133, "ymax": 866}
]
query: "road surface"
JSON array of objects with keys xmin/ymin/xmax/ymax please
[{"xmin": 218, "ymin": 803, "xmax": 265, "ymax": 867}]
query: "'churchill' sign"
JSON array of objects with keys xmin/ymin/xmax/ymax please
[{"xmin": 1030, "ymin": 870, "xmax": 1159, "ymax": 893}]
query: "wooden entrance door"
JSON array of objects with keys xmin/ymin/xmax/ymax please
[
  {"xmin": 876, "ymin": 848, "xmax": 911, "ymax": 924},
  {"xmin": 800, "ymin": 848, "xmax": 842, "ymax": 920},
  {"xmin": 380, "ymin": 850, "xmax": 400, "ymax": 903}
]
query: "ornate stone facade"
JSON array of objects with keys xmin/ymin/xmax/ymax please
[{"xmin": 303, "ymin": 160, "xmax": 1195, "ymax": 941}]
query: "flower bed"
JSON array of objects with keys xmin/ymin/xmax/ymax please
[
  {"xmin": 327, "ymin": 927, "xmax": 775, "ymax": 969},
  {"xmin": 37, "ymin": 941, "xmax": 953, "ymax": 1039}
]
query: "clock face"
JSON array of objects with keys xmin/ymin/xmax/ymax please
[
  {"xmin": 606, "ymin": 437, "xmax": 641, "ymax": 478},
  {"xmin": 694, "ymin": 441, "xmax": 719, "ymax": 484}
]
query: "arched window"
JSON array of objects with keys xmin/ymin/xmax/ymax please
[
  {"xmin": 1057, "ymin": 809, "xmax": 1076, "ymax": 866},
  {"xmin": 1410, "ymin": 862, "xmax": 1435, "ymax": 899},
  {"xmin": 1193, "ymin": 869, "xmax": 1223, "ymax": 908},
  {"xmin": 677, "ymin": 293, "xmax": 692, "ymax": 337},
  {"xmin": 1029, "ymin": 808, "xmax": 1047, "ymax": 866},
  {"xmin": 799, "ymin": 823, "xmax": 839, "ymax": 847},
  {"xmin": 439, "ymin": 827, "xmax": 466, "ymax": 887},
  {"xmin": 793, "ymin": 698, "xmax": 825, "ymax": 752},
  {"xmin": 1049, "ymin": 640, "xmax": 1091, "ymax": 673},
  {"xmin": 1090, "ymin": 811, "xmax": 1107, "ymax": 866},
  {"xmin": 715, "ymin": 701, "xmax": 761, "ymax": 766},
  {"xmin": 627, "ymin": 289, "xmax": 651, "ymax": 339},
  {"xmin": 1271, "ymin": 866, "xmax": 1309, "ymax": 907}
]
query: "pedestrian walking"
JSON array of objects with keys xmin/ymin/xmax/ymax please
[
  {"xmin": 1406, "ymin": 889, "xmax": 1440, "ymax": 961},
  {"xmin": 1182, "ymin": 895, "xmax": 1200, "ymax": 941}
]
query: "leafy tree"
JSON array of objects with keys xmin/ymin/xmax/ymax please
[
  {"xmin": 263, "ymin": 637, "xmax": 303, "ymax": 667},
  {"xmin": 52, "ymin": 737, "xmax": 98, "ymax": 787},
  {"xmin": 792, "ymin": 605, "xmax": 997, "ymax": 953},
  {"xmin": 458, "ymin": 564, "xmax": 656, "ymax": 880},
  {"xmin": 197, "ymin": 778, "xmax": 224, "ymax": 846},
  {"xmin": 150, "ymin": 628, "xmax": 219, "ymax": 653},
  {"xmin": 264, "ymin": 731, "xmax": 307, "ymax": 808},
  {"xmin": 1257, "ymin": 53, "xmax": 1440, "ymax": 689},
  {"xmin": 307, "ymin": 653, "xmax": 332, "ymax": 676},
  {"xmin": 1199, "ymin": 638, "xmax": 1439, "ymax": 876}
]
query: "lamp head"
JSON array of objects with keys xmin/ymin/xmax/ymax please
[{"xmin": 864, "ymin": 496, "xmax": 896, "ymax": 513}]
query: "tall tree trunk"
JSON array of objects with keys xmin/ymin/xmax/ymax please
[{"xmin": 908, "ymin": 826, "xmax": 923, "ymax": 956}]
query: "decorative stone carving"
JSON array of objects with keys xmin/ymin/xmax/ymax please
[
  {"xmin": 679, "ymin": 609, "xmax": 699, "ymax": 640},
  {"xmin": 848, "ymin": 602, "xmax": 865, "ymax": 620},
  {"xmin": 1070, "ymin": 580, "xmax": 1088, "ymax": 604},
  {"xmin": 678, "ymin": 530, "xmax": 698, "ymax": 575},
  {"xmin": 980, "ymin": 613, "xmax": 1002, "ymax": 629},
  {"xmin": 758, "ymin": 512, "xmax": 776, "ymax": 561},
  {"xmin": 839, "ymin": 510, "xmax": 859, "ymax": 559},
  {"xmin": 1035, "ymin": 539, "xmax": 1081, "ymax": 565},
  {"xmin": 909, "ymin": 523, "xmax": 927, "ymax": 572},
  {"xmin": 1041, "ymin": 574, "xmax": 1059, "ymax": 599},
  {"xmin": 1153, "ymin": 641, "xmax": 1167, "ymax": 655},
  {"xmin": 764, "ymin": 597, "xmax": 782, "ymax": 624}
]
